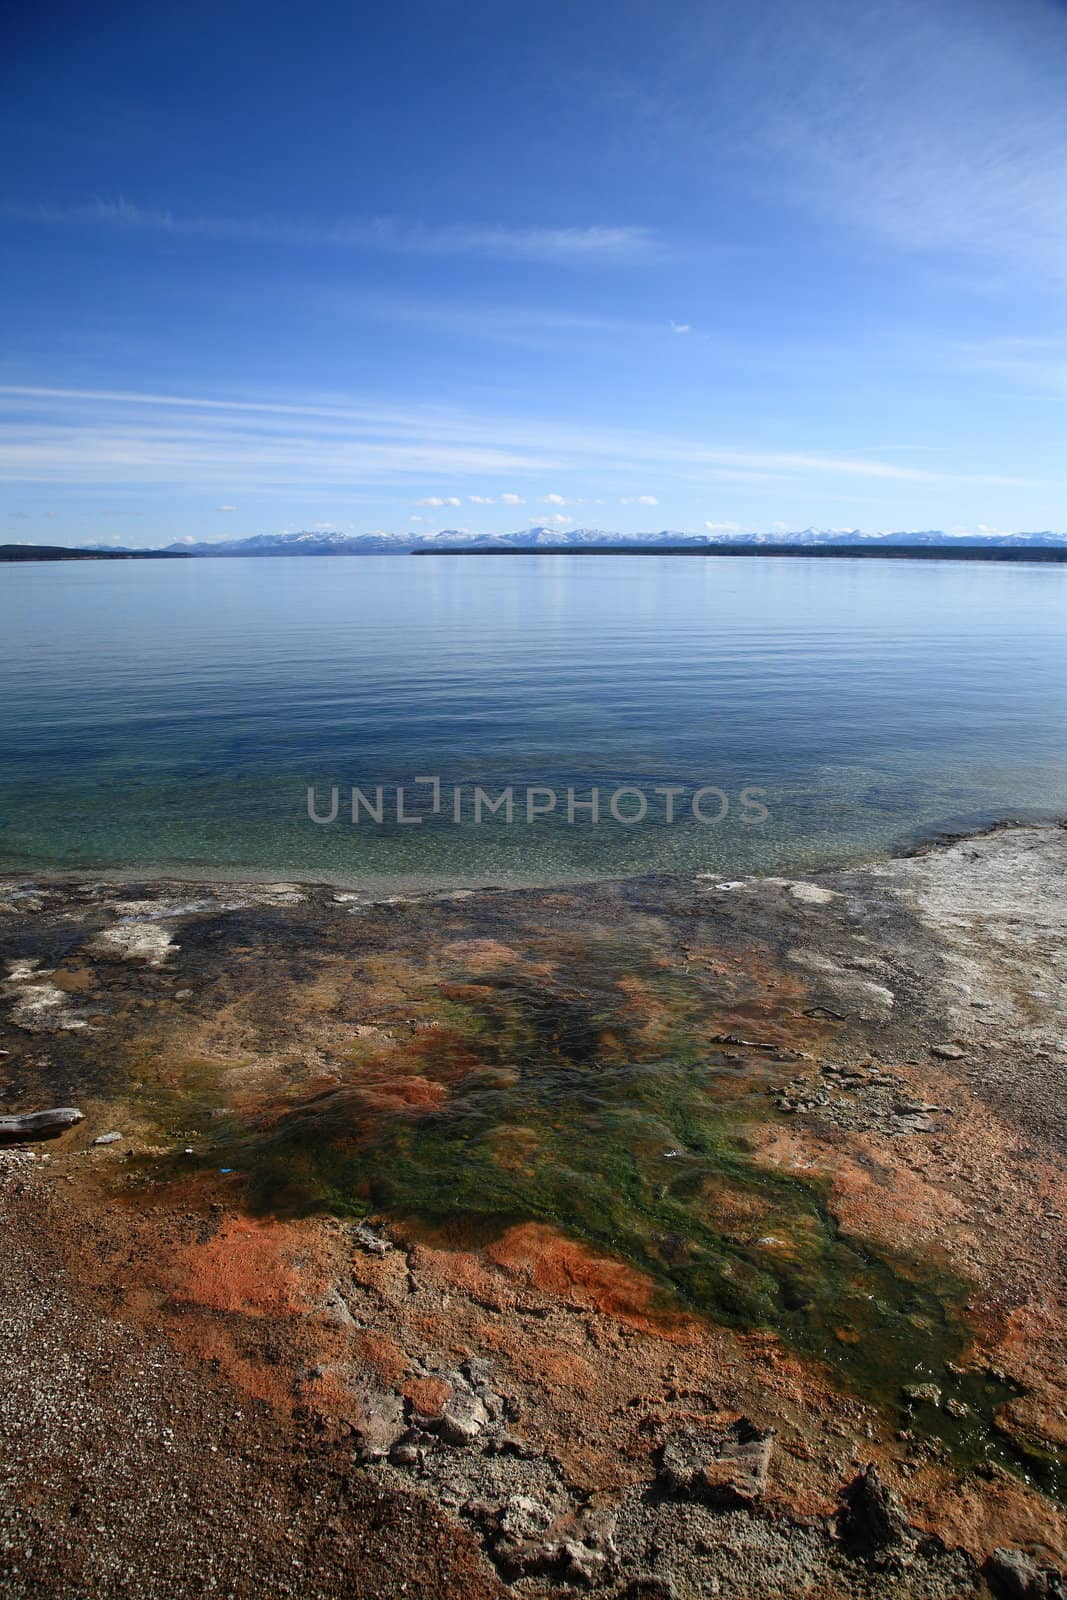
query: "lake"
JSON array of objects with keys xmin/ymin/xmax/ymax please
[{"xmin": 2, "ymin": 552, "xmax": 1065, "ymax": 885}]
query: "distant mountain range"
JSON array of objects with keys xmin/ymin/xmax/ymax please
[
  {"xmin": 139, "ymin": 526, "xmax": 1067, "ymax": 555},
  {"xmin": 1, "ymin": 527, "xmax": 1060, "ymax": 564}
]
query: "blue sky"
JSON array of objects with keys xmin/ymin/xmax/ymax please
[{"xmin": 2, "ymin": 0, "xmax": 1066, "ymax": 546}]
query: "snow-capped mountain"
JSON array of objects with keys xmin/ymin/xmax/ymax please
[{"xmin": 137, "ymin": 526, "xmax": 1067, "ymax": 556}]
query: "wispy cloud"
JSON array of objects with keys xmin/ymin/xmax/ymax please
[
  {"xmin": 760, "ymin": 1, "xmax": 1067, "ymax": 281},
  {"xmin": 957, "ymin": 337, "xmax": 1067, "ymax": 395},
  {"xmin": 0, "ymin": 383, "xmax": 1037, "ymax": 493},
  {"xmin": 329, "ymin": 292, "xmax": 661, "ymax": 348},
  {"xmin": 610, "ymin": 0, "xmax": 1067, "ymax": 283},
  {"xmin": 9, "ymin": 199, "xmax": 660, "ymax": 266}
]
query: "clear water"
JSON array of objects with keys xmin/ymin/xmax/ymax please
[{"xmin": 2, "ymin": 553, "xmax": 1065, "ymax": 884}]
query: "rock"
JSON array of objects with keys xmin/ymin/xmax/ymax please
[
  {"xmin": 839, "ymin": 1463, "xmax": 914, "ymax": 1552},
  {"xmin": 560, "ymin": 1539, "xmax": 611, "ymax": 1587},
  {"xmin": 0, "ymin": 1108, "xmax": 84, "ymax": 1144},
  {"xmin": 486, "ymin": 1503, "xmax": 615, "ymax": 1588},
  {"xmin": 493, "ymin": 1534, "xmax": 610, "ymax": 1589},
  {"xmin": 621, "ymin": 1580, "xmax": 678, "ymax": 1600},
  {"xmin": 987, "ymin": 1550, "xmax": 1039, "ymax": 1599},
  {"xmin": 788, "ymin": 881, "xmax": 837, "ymax": 905},
  {"xmin": 462, "ymin": 1499, "xmax": 500, "ymax": 1525},
  {"xmin": 985, "ymin": 1549, "xmax": 1065, "ymax": 1599},
  {"xmin": 904, "ymin": 1382, "xmax": 942, "ymax": 1406},
  {"xmin": 895, "ymin": 1114, "xmax": 939, "ymax": 1134},
  {"xmin": 351, "ymin": 1220, "xmax": 392, "ymax": 1255},
  {"xmin": 930, "ymin": 1043, "xmax": 965, "ymax": 1059},
  {"xmin": 93, "ymin": 1131, "xmax": 123, "ymax": 1146},
  {"xmin": 388, "ymin": 1431, "xmax": 429, "ymax": 1467},
  {"xmin": 349, "ymin": 1391, "xmax": 406, "ymax": 1461},
  {"xmin": 499, "ymin": 1496, "xmax": 553, "ymax": 1540},
  {"xmin": 438, "ymin": 1388, "xmax": 489, "ymax": 1446},
  {"xmin": 658, "ymin": 1418, "xmax": 775, "ymax": 1506},
  {"xmin": 321, "ymin": 1285, "xmax": 356, "ymax": 1328}
]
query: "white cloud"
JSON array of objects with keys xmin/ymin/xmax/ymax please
[
  {"xmin": 550, "ymin": 513, "xmax": 573, "ymax": 525},
  {"xmin": 705, "ymin": 520, "xmax": 743, "ymax": 532},
  {"xmin": 15, "ymin": 200, "xmax": 660, "ymax": 267},
  {"xmin": 216, "ymin": 503, "xmax": 238, "ymax": 511},
  {"xmin": 637, "ymin": 494, "xmax": 658, "ymax": 505},
  {"xmin": 670, "ymin": 321, "xmax": 691, "ymax": 334},
  {"xmin": 0, "ymin": 385, "xmax": 1036, "ymax": 496},
  {"xmin": 468, "ymin": 494, "xmax": 494, "ymax": 504}
]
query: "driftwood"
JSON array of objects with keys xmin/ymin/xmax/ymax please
[
  {"xmin": 710, "ymin": 1033, "xmax": 781, "ymax": 1051},
  {"xmin": 0, "ymin": 1108, "xmax": 84, "ymax": 1144}
]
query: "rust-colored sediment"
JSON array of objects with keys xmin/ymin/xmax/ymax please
[{"xmin": 2, "ymin": 828, "xmax": 1066, "ymax": 1596}]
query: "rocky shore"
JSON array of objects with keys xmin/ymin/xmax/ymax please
[{"xmin": 0, "ymin": 824, "xmax": 1065, "ymax": 1598}]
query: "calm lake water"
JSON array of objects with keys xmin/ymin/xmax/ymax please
[{"xmin": 2, "ymin": 553, "xmax": 1065, "ymax": 885}]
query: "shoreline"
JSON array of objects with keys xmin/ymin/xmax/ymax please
[
  {"xmin": 2, "ymin": 821, "xmax": 1065, "ymax": 1597},
  {"xmin": 2, "ymin": 810, "xmax": 1062, "ymax": 902}
]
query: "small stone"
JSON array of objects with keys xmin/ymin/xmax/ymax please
[
  {"xmin": 351, "ymin": 1221, "xmax": 391, "ymax": 1256},
  {"xmin": 903, "ymin": 1382, "xmax": 942, "ymax": 1406},
  {"xmin": 930, "ymin": 1043, "xmax": 965, "ymax": 1059},
  {"xmin": 439, "ymin": 1389, "xmax": 489, "ymax": 1446},
  {"xmin": 499, "ymin": 1496, "xmax": 553, "ymax": 1540},
  {"xmin": 93, "ymin": 1131, "xmax": 123, "ymax": 1146},
  {"xmin": 839, "ymin": 1463, "xmax": 915, "ymax": 1552},
  {"xmin": 462, "ymin": 1500, "xmax": 499, "ymax": 1525},
  {"xmin": 350, "ymin": 1391, "xmax": 406, "ymax": 1461},
  {"xmin": 896, "ymin": 1114, "xmax": 939, "ymax": 1134}
]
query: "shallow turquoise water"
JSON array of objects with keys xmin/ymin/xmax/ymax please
[{"xmin": 2, "ymin": 552, "xmax": 1065, "ymax": 884}]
